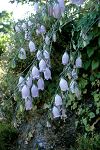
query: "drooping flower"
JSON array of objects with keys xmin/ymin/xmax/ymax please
[
  {"xmin": 25, "ymin": 97, "xmax": 32, "ymax": 111},
  {"xmin": 33, "ymin": 2, "xmax": 39, "ymax": 14},
  {"xmin": 32, "ymin": 66, "xmax": 40, "ymax": 79},
  {"xmin": 53, "ymin": 3, "xmax": 61, "ymax": 19},
  {"xmin": 18, "ymin": 76, "xmax": 25, "ymax": 91},
  {"xmin": 29, "ymin": 41, "xmax": 36, "ymax": 52},
  {"xmin": 70, "ymin": 0, "xmax": 84, "ymax": 6},
  {"xmin": 54, "ymin": 94, "xmax": 62, "ymax": 106},
  {"xmin": 75, "ymin": 57, "xmax": 82, "ymax": 68},
  {"xmin": 70, "ymin": 80, "xmax": 77, "ymax": 93},
  {"xmin": 18, "ymin": 48, "xmax": 26, "ymax": 60},
  {"xmin": 26, "ymin": 76, "xmax": 32, "ymax": 88},
  {"xmin": 39, "ymin": 59, "xmax": 46, "ymax": 72},
  {"xmin": 22, "ymin": 23, "xmax": 27, "ymax": 30},
  {"xmin": 37, "ymin": 78, "xmax": 44, "ymax": 91},
  {"xmin": 15, "ymin": 25, "xmax": 20, "ymax": 32},
  {"xmin": 44, "ymin": 67, "xmax": 52, "ymax": 80},
  {"xmin": 58, "ymin": 0, "xmax": 65, "ymax": 14},
  {"xmin": 59, "ymin": 78, "xmax": 69, "ymax": 91},
  {"xmin": 62, "ymin": 52, "xmax": 69, "ymax": 65},
  {"xmin": 52, "ymin": 33, "xmax": 56, "ymax": 42},
  {"xmin": 36, "ymin": 50, "xmax": 42, "ymax": 60},
  {"xmin": 22, "ymin": 85, "xmax": 30, "ymax": 99},
  {"xmin": 28, "ymin": 20, "xmax": 33, "ymax": 27},
  {"xmin": 40, "ymin": 25, "xmax": 46, "ymax": 34},
  {"xmin": 52, "ymin": 106, "xmax": 61, "ymax": 118},
  {"xmin": 45, "ymin": 35, "xmax": 50, "ymax": 45},
  {"xmin": 31, "ymin": 84, "xmax": 39, "ymax": 98},
  {"xmin": 43, "ymin": 50, "xmax": 50, "ymax": 59}
]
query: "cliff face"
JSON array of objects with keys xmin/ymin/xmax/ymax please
[{"xmin": 17, "ymin": 109, "xmax": 76, "ymax": 150}]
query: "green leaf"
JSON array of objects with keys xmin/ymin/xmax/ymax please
[
  {"xmin": 92, "ymin": 60, "xmax": 99, "ymax": 70},
  {"xmin": 83, "ymin": 60, "xmax": 91, "ymax": 70},
  {"xmin": 87, "ymin": 47, "xmax": 94, "ymax": 57},
  {"xmin": 89, "ymin": 112, "xmax": 95, "ymax": 119}
]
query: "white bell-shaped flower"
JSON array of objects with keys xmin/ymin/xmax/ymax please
[
  {"xmin": 39, "ymin": 59, "xmax": 46, "ymax": 72},
  {"xmin": 37, "ymin": 78, "xmax": 44, "ymax": 91},
  {"xmin": 75, "ymin": 57, "xmax": 82, "ymax": 68},
  {"xmin": 52, "ymin": 106, "xmax": 61, "ymax": 118},
  {"xmin": 29, "ymin": 41, "xmax": 36, "ymax": 52},
  {"xmin": 70, "ymin": 0, "xmax": 84, "ymax": 6},
  {"xmin": 25, "ymin": 97, "xmax": 32, "ymax": 111},
  {"xmin": 43, "ymin": 50, "xmax": 50, "ymax": 59},
  {"xmin": 26, "ymin": 76, "xmax": 32, "ymax": 88},
  {"xmin": 62, "ymin": 52, "xmax": 69, "ymax": 65},
  {"xmin": 28, "ymin": 20, "xmax": 33, "ymax": 27},
  {"xmin": 54, "ymin": 94, "xmax": 62, "ymax": 106},
  {"xmin": 22, "ymin": 85, "xmax": 30, "ymax": 99},
  {"xmin": 22, "ymin": 23, "xmax": 27, "ymax": 30},
  {"xmin": 18, "ymin": 76, "xmax": 25, "ymax": 91},
  {"xmin": 18, "ymin": 48, "xmax": 26, "ymax": 60},
  {"xmin": 44, "ymin": 68, "xmax": 52, "ymax": 80},
  {"xmin": 15, "ymin": 25, "xmax": 20, "ymax": 32},
  {"xmin": 36, "ymin": 50, "xmax": 42, "ymax": 60},
  {"xmin": 33, "ymin": 2, "xmax": 39, "ymax": 14},
  {"xmin": 45, "ymin": 35, "xmax": 50, "ymax": 45},
  {"xmin": 53, "ymin": 3, "xmax": 61, "ymax": 19},
  {"xmin": 31, "ymin": 84, "xmax": 39, "ymax": 98},
  {"xmin": 40, "ymin": 25, "xmax": 46, "ymax": 34},
  {"xmin": 72, "ymin": 69, "xmax": 78, "ymax": 79},
  {"xmin": 59, "ymin": 78, "xmax": 69, "ymax": 91},
  {"xmin": 32, "ymin": 66, "xmax": 40, "ymax": 79}
]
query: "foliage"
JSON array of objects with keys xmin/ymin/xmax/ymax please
[{"xmin": 0, "ymin": 123, "xmax": 18, "ymax": 150}]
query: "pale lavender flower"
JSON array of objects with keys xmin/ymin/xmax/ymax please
[
  {"xmin": 36, "ymin": 50, "xmax": 42, "ymax": 60},
  {"xmin": 54, "ymin": 94, "xmax": 62, "ymax": 106},
  {"xmin": 62, "ymin": 52, "xmax": 69, "ymax": 65},
  {"xmin": 37, "ymin": 78, "xmax": 44, "ymax": 91},
  {"xmin": 39, "ymin": 59, "xmax": 46, "ymax": 72},
  {"xmin": 52, "ymin": 106, "xmax": 61, "ymax": 118},
  {"xmin": 75, "ymin": 57, "xmax": 82, "ymax": 68},
  {"xmin": 25, "ymin": 97, "xmax": 32, "ymax": 111},
  {"xmin": 32, "ymin": 66, "xmax": 40, "ymax": 79},
  {"xmin": 18, "ymin": 48, "xmax": 26, "ymax": 60},
  {"xmin": 59, "ymin": 78, "xmax": 69, "ymax": 91},
  {"xmin": 29, "ymin": 41, "xmax": 36, "ymax": 52},
  {"xmin": 26, "ymin": 76, "xmax": 32, "ymax": 88},
  {"xmin": 44, "ymin": 67, "xmax": 52, "ymax": 80},
  {"xmin": 31, "ymin": 84, "xmax": 39, "ymax": 98},
  {"xmin": 22, "ymin": 85, "xmax": 30, "ymax": 99}
]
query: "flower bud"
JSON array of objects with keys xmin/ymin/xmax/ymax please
[
  {"xmin": 32, "ymin": 66, "xmax": 40, "ymax": 79},
  {"xmin": 33, "ymin": 2, "xmax": 39, "ymax": 14},
  {"xmin": 31, "ymin": 84, "xmax": 39, "ymax": 98},
  {"xmin": 25, "ymin": 96, "xmax": 32, "ymax": 110},
  {"xmin": 62, "ymin": 52, "xmax": 69, "ymax": 65},
  {"xmin": 18, "ymin": 76, "xmax": 25, "ymax": 91},
  {"xmin": 59, "ymin": 78, "xmax": 69, "ymax": 91},
  {"xmin": 52, "ymin": 106, "xmax": 61, "ymax": 118},
  {"xmin": 75, "ymin": 57, "xmax": 82, "ymax": 68},
  {"xmin": 44, "ymin": 68, "xmax": 52, "ymax": 80},
  {"xmin": 26, "ymin": 76, "xmax": 32, "ymax": 88},
  {"xmin": 45, "ymin": 35, "xmax": 50, "ymax": 45},
  {"xmin": 18, "ymin": 48, "xmax": 26, "ymax": 60},
  {"xmin": 29, "ymin": 41, "xmax": 36, "ymax": 52},
  {"xmin": 39, "ymin": 59, "xmax": 46, "ymax": 72},
  {"xmin": 43, "ymin": 50, "xmax": 50, "ymax": 59},
  {"xmin": 37, "ymin": 78, "xmax": 44, "ymax": 91},
  {"xmin": 54, "ymin": 94, "xmax": 62, "ymax": 106}
]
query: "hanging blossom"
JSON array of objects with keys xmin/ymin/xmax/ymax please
[
  {"xmin": 39, "ymin": 59, "xmax": 46, "ymax": 72},
  {"xmin": 70, "ymin": 0, "xmax": 84, "ymax": 6},
  {"xmin": 52, "ymin": 33, "xmax": 56, "ymax": 42},
  {"xmin": 18, "ymin": 76, "xmax": 25, "ymax": 91},
  {"xmin": 70, "ymin": 80, "xmax": 77, "ymax": 93},
  {"xmin": 33, "ymin": 2, "xmax": 39, "ymax": 14},
  {"xmin": 29, "ymin": 41, "xmax": 36, "ymax": 52},
  {"xmin": 54, "ymin": 94, "xmax": 62, "ymax": 106},
  {"xmin": 26, "ymin": 76, "xmax": 32, "ymax": 88},
  {"xmin": 43, "ymin": 50, "xmax": 50, "ymax": 60},
  {"xmin": 75, "ymin": 56, "xmax": 82, "ymax": 68},
  {"xmin": 44, "ymin": 67, "xmax": 52, "ymax": 80},
  {"xmin": 37, "ymin": 78, "xmax": 44, "ymax": 91},
  {"xmin": 40, "ymin": 25, "xmax": 46, "ymax": 34},
  {"xmin": 32, "ymin": 66, "xmax": 40, "ymax": 79},
  {"xmin": 22, "ymin": 22, "xmax": 27, "ymax": 30},
  {"xmin": 28, "ymin": 20, "xmax": 33, "ymax": 27},
  {"xmin": 36, "ymin": 50, "xmax": 42, "ymax": 61},
  {"xmin": 22, "ymin": 85, "xmax": 30, "ymax": 99},
  {"xmin": 52, "ymin": 106, "xmax": 61, "ymax": 118},
  {"xmin": 31, "ymin": 84, "xmax": 39, "ymax": 98},
  {"xmin": 18, "ymin": 48, "xmax": 26, "ymax": 60},
  {"xmin": 15, "ymin": 25, "xmax": 20, "ymax": 32},
  {"xmin": 25, "ymin": 96, "xmax": 32, "ymax": 111},
  {"xmin": 59, "ymin": 78, "xmax": 69, "ymax": 91},
  {"xmin": 62, "ymin": 52, "xmax": 69, "ymax": 65}
]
